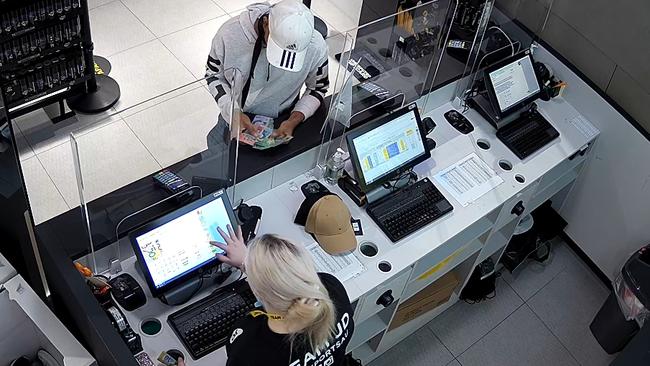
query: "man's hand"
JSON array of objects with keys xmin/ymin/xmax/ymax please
[
  {"xmin": 272, "ymin": 111, "xmax": 304, "ymax": 138},
  {"xmin": 210, "ymin": 225, "xmax": 248, "ymax": 269},
  {"xmin": 177, "ymin": 357, "xmax": 185, "ymax": 366},
  {"xmin": 240, "ymin": 114, "xmax": 259, "ymax": 137}
]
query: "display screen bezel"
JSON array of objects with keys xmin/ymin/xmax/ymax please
[
  {"xmin": 128, "ymin": 189, "xmax": 238, "ymax": 297},
  {"xmin": 484, "ymin": 50, "xmax": 541, "ymax": 118},
  {"xmin": 346, "ymin": 103, "xmax": 430, "ymax": 193}
]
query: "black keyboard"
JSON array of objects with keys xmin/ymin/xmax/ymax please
[
  {"xmin": 367, "ymin": 178, "xmax": 453, "ymax": 242},
  {"xmin": 497, "ymin": 110, "xmax": 560, "ymax": 159},
  {"xmin": 168, "ymin": 280, "xmax": 259, "ymax": 360}
]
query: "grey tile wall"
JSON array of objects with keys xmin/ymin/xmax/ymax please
[
  {"xmin": 548, "ymin": 0, "xmax": 650, "ymax": 94},
  {"xmin": 540, "ymin": 14, "xmax": 617, "ymax": 91},
  {"xmin": 514, "ymin": 0, "xmax": 549, "ymax": 34},
  {"xmin": 496, "ymin": 0, "xmax": 650, "ymax": 133},
  {"xmin": 606, "ymin": 67, "xmax": 650, "ymax": 132},
  {"xmin": 494, "ymin": 0, "xmax": 521, "ymax": 18}
]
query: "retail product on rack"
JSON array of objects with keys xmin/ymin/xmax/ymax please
[{"xmin": 0, "ymin": 0, "xmax": 94, "ymax": 117}]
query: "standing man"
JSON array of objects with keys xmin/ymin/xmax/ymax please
[{"xmin": 206, "ymin": 0, "xmax": 330, "ymax": 139}]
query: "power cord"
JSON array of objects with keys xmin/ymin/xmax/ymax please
[
  {"xmin": 487, "ymin": 26, "xmax": 515, "ymax": 56},
  {"xmin": 160, "ymin": 266, "xmax": 219, "ymax": 306},
  {"xmin": 382, "ymin": 169, "xmax": 417, "ymax": 192}
]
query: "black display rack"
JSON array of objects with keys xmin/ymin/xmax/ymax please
[{"xmin": 0, "ymin": 0, "xmax": 118, "ymax": 120}]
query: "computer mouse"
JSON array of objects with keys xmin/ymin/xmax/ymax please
[
  {"xmin": 444, "ymin": 110, "xmax": 474, "ymax": 134},
  {"xmin": 109, "ymin": 273, "xmax": 146, "ymax": 311}
]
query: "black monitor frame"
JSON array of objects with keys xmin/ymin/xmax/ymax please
[
  {"xmin": 483, "ymin": 49, "xmax": 540, "ymax": 119},
  {"xmin": 346, "ymin": 103, "xmax": 430, "ymax": 193},
  {"xmin": 128, "ymin": 189, "xmax": 238, "ymax": 298}
]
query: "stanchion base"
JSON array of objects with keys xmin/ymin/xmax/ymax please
[
  {"xmin": 94, "ymin": 55, "xmax": 112, "ymax": 75},
  {"xmin": 67, "ymin": 75, "xmax": 120, "ymax": 114}
]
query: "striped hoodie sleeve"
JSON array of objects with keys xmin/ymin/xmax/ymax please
[
  {"xmin": 292, "ymin": 46, "xmax": 329, "ymax": 119},
  {"xmin": 206, "ymin": 32, "xmax": 234, "ymax": 124}
]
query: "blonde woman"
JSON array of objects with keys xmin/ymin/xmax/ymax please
[{"xmin": 179, "ymin": 225, "xmax": 355, "ymax": 366}]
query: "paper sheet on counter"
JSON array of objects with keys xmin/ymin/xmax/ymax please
[
  {"xmin": 307, "ymin": 242, "xmax": 365, "ymax": 282},
  {"xmin": 433, "ymin": 153, "xmax": 504, "ymax": 207},
  {"xmin": 566, "ymin": 114, "xmax": 599, "ymax": 139}
]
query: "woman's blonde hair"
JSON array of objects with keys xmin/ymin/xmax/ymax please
[{"xmin": 245, "ymin": 234, "xmax": 336, "ymax": 352}]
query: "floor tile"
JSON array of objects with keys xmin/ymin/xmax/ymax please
[
  {"xmin": 528, "ymin": 261, "xmax": 614, "ymax": 366},
  {"xmin": 20, "ymin": 157, "xmax": 70, "ymax": 225},
  {"xmin": 212, "ymin": 0, "xmax": 280, "ymax": 16},
  {"xmin": 428, "ymin": 279, "xmax": 523, "ymax": 356},
  {"xmin": 89, "ymin": 1, "xmax": 156, "ymax": 57},
  {"xmin": 10, "ymin": 125, "xmax": 35, "ymax": 161},
  {"xmin": 160, "ymin": 16, "xmax": 231, "ymax": 79},
  {"xmin": 369, "ymin": 327, "xmax": 454, "ymax": 366},
  {"xmin": 123, "ymin": 87, "xmax": 219, "ymax": 167},
  {"xmin": 108, "ymin": 40, "xmax": 196, "ymax": 112},
  {"xmin": 87, "ymin": 0, "xmax": 115, "ymax": 10},
  {"xmin": 121, "ymin": 0, "xmax": 226, "ymax": 37},
  {"xmin": 37, "ymin": 120, "xmax": 161, "ymax": 207},
  {"xmin": 13, "ymin": 107, "xmax": 119, "ymax": 156},
  {"xmin": 502, "ymin": 238, "xmax": 581, "ymax": 301},
  {"xmin": 457, "ymin": 305, "xmax": 579, "ymax": 366},
  {"xmin": 311, "ymin": 0, "xmax": 361, "ymax": 34}
]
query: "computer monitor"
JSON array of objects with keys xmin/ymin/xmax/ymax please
[
  {"xmin": 129, "ymin": 190, "xmax": 238, "ymax": 297},
  {"xmin": 484, "ymin": 50, "xmax": 541, "ymax": 118},
  {"xmin": 346, "ymin": 103, "xmax": 430, "ymax": 192}
]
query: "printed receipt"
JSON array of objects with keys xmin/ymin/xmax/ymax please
[
  {"xmin": 434, "ymin": 153, "xmax": 504, "ymax": 207},
  {"xmin": 307, "ymin": 242, "xmax": 365, "ymax": 282},
  {"xmin": 566, "ymin": 114, "xmax": 599, "ymax": 139}
]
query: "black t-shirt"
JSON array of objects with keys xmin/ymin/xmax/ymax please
[{"xmin": 226, "ymin": 273, "xmax": 355, "ymax": 366}]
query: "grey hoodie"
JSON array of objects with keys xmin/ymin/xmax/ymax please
[{"xmin": 205, "ymin": 3, "xmax": 329, "ymax": 124}]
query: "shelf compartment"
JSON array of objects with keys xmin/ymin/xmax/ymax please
[
  {"xmin": 347, "ymin": 303, "xmax": 395, "ymax": 352},
  {"xmin": 477, "ymin": 219, "xmax": 519, "ymax": 264},
  {"xmin": 529, "ymin": 168, "xmax": 579, "ymax": 213},
  {"xmin": 403, "ymin": 238, "xmax": 482, "ymax": 301}
]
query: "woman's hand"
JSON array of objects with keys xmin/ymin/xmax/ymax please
[{"xmin": 211, "ymin": 225, "xmax": 248, "ymax": 270}]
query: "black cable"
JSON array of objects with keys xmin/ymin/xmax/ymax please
[{"xmin": 384, "ymin": 169, "xmax": 417, "ymax": 192}]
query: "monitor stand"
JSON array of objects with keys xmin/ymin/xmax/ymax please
[
  {"xmin": 366, "ymin": 171, "xmax": 418, "ymax": 205},
  {"xmin": 161, "ymin": 277, "xmax": 203, "ymax": 305},
  {"xmin": 468, "ymin": 94, "xmax": 522, "ymax": 130}
]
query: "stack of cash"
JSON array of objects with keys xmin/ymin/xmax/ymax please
[{"xmin": 239, "ymin": 115, "xmax": 293, "ymax": 150}]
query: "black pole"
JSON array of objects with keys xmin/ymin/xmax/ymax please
[
  {"xmin": 80, "ymin": 0, "xmax": 97, "ymax": 91},
  {"xmin": 66, "ymin": 0, "xmax": 121, "ymax": 114},
  {"xmin": 0, "ymin": 91, "xmax": 48, "ymax": 299}
]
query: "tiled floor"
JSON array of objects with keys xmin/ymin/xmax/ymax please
[
  {"xmin": 369, "ymin": 239, "xmax": 616, "ymax": 366},
  {"xmin": 14, "ymin": 0, "xmax": 362, "ymax": 224}
]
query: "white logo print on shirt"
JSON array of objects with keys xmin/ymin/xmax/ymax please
[
  {"xmin": 230, "ymin": 328, "xmax": 244, "ymax": 344},
  {"xmin": 289, "ymin": 312, "xmax": 351, "ymax": 366}
]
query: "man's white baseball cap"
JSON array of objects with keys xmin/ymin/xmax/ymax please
[{"xmin": 266, "ymin": 0, "xmax": 315, "ymax": 72}]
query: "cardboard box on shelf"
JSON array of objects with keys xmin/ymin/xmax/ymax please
[{"xmin": 389, "ymin": 272, "xmax": 460, "ymax": 331}]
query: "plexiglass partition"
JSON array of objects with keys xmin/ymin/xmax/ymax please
[
  {"xmin": 453, "ymin": 0, "xmax": 554, "ymax": 108},
  {"xmin": 71, "ymin": 73, "xmax": 242, "ymax": 274},
  {"xmin": 316, "ymin": 0, "xmax": 459, "ymax": 177}
]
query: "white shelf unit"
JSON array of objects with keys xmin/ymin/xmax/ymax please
[{"xmin": 0, "ymin": 254, "xmax": 95, "ymax": 366}]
